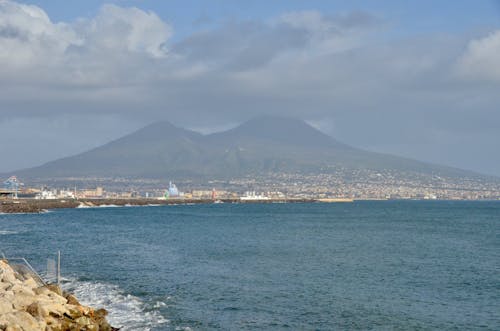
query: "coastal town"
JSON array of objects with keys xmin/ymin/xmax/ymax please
[{"xmin": 2, "ymin": 169, "xmax": 500, "ymax": 204}]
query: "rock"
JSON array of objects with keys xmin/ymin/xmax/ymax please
[
  {"xmin": 42, "ymin": 302, "xmax": 69, "ymax": 318},
  {"xmin": 1, "ymin": 269, "xmax": 17, "ymax": 284},
  {"xmin": 9, "ymin": 284, "xmax": 35, "ymax": 296},
  {"xmin": 2, "ymin": 290, "xmax": 15, "ymax": 303},
  {"xmin": 10, "ymin": 292, "xmax": 36, "ymax": 310},
  {"xmin": 65, "ymin": 294, "xmax": 80, "ymax": 306},
  {"xmin": 95, "ymin": 308, "xmax": 108, "ymax": 319},
  {"xmin": 33, "ymin": 286, "xmax": 67, "ymax": 305},
  {"xmin": 75, "ymin": 315, "xmax": 93, "ymax": 325},
  {"xmin": 74, "ymin": 315, "xmax": 100, "ymax": 331},
  {"xmin": 0, "ymin": 282, "xmax": 10, "ymax": 291},
  {"xmin": 22, "ymin": 277, "xmax": 38, "ymax": 290},
  {"xmin": 26, "ymin": 301, "xmax": 46, "ymax": 318},
  {"xmin": 0, "ymin": 311, "xmax": 41, "ymax": 331},
  {"xmin": 5, "ymin": 325, "xmax": 23, "ymax": 331},
  {"xmin": 33, "ymin": 286, "xmax": 52, "ymax": 296},
  {"xmin": 0, "ymin": 297, "xmax": 14, "ymax": 314},
  {"xmin": 1, "ymin": 260, "xmax": 116, "ymax": 331},
  {"xmin": 45, "ymin": 284, "xmax": 63, "ymax": 296}
]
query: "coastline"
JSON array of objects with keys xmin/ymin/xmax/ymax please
[
  {"xmin": 2, "ymin": 197, "xmax": 498, "ymax": 214},
  {"xmin": 0, "ymin": 259, "xmax": 117, "ymax": 330},
  {"xmin": 0, "ymin": 197, "xmax": 325, "ymax": 214}
]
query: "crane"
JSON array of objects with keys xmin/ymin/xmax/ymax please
[{"xmin": 3, "ymin": 176, "xmax": 23, "ymax": 199}]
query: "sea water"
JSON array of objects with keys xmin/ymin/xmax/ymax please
[{"xmin": 0, "ymin": 201, "xmax": 498, "ymax": 330}]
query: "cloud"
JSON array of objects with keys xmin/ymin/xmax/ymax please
[
  {"xmin": 0, "ymin": 1, "xmax": 389, "ymax": 121},
  {"xmin": 456, "ymin": 29, "xmax": 500, "ymax": 81},
  {"xmin": 0, "ymin": 0, "xmax": 499, "ymax": 175},
  {"xmin": 0, "ymin": 0, "xmax": 77, "ymax": 69},
  {"xmin": 0, "ymin": 0, "xmax": 171, "ymax": 88},
  {"xmin": 172, "ymin": 10, "xmax": 380, "ymax": 72},
  {"xmin": 80, "ymin": 4, "xmax": 171, "ymax": 58}
]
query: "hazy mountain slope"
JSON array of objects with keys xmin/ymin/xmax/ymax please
[
  {"xmin": 11, "ymin": 116, "xmax": 482, "ymax": 180},
  {"xmin": 204, "ymin": 117, "xmax": 474, "ymax": 177},
  {"xmin": 16, "ymin": 121, "xmax": 207, "ymax": 178}
]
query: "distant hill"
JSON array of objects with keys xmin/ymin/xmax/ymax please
[{"xmin": 8, "ymin": 116, "xmax": 486, "ymax": 181}]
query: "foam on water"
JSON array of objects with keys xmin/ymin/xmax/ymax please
[
  {"xmin": 77, "ymin": 204, "xmax": 120, "ymax": 209},
  {"xmin": 0, "ymin": 230, "xmax": 18, "ymax": 235},
  {"xmin": 62, "ymin": 278, "xmax": 168, "ymax": 331}
]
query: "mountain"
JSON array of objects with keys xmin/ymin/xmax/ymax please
[{"xmin": 9, "ymin": 116, "xmax": 484, "ymax": 181}]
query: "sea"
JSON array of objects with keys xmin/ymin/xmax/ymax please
[{"xmin": 0, "ymin": 201, "xmax": 498, "ymax": 330}]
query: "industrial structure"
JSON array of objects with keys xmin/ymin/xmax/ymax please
[{"xmin": 1, "ymin": 176, "xmax": 23, "ymax": 198}]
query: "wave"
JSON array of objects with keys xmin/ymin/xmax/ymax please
[
  {"xmin": 77, "ymin": 204, "xmax": 120, "ymax": 209},
  {"xmin": 77, "ymin": 203, "xmax": 164, "ymax": 209},
  {"xmin": 62, "ymin": 277, "xmax": 169, "ymax": 331},
  {"xmin": 0, "ymin": 230, "xmax": 19, "ymax": 235}
]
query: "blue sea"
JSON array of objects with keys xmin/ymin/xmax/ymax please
[{"xmin": 0, "ymin": 201, "xmax": 499, "ymax": 330}]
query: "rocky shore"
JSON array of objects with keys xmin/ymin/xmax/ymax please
[
  {"xmin": 0, "ymin": 260, "xmax": 117, "ymax": 331},
  {"xmin": 0, "ymin": 198, "xmax": 317, "ymax": 214}
]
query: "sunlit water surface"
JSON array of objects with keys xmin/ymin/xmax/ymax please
[{"xmin": 1, "ymin": 201, "xmax": 498, "ymax": 330}]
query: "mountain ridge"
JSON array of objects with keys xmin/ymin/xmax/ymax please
[{"xmin": 4, "ymin": 116, "xmax": 494, "ymax": 182}]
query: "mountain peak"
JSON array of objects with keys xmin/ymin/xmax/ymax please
[
  {"xmin": 113, "ymin": 120, "xmax": 201, "ymax": 143},
  {"xmin": 220, "ymin": 116, "xmax": 343, "ymax": 148},
  {"xmin": 9, "ymin": 116, "xmax": 480, "ymax": 182}
]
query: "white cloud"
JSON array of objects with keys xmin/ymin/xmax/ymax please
[
  {"xmin": 0, "ymin": 1, "xmax": 499, "ymax": 175},
  {"xmin": 0, "ymin": 0, "xmax": 77, "ymax": 68},
  {"xmin": 81, "ymin": 4, "xmax": 171, "ymax": 58},
  {"xmin": 456, "ymin": 29, "xmax": 500, "ymax": 81},
  {"xmin": 0, "ymin": 0, "xmax": 172, "ymax": 86},
  {"xmin": 277, "ymin": 10, "xmax": 381, "ymax": 54}
]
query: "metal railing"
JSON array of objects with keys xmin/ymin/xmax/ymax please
[{"xmin": 1, "ymin": 251, "xmax": 61, "ymax": 286}]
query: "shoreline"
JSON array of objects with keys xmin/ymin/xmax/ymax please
[
  {"xmin": 2, "ymin": 197, "xmax": 497, "ymax": 214},
  {"xmin": 0, "ymin": 259, "xmax": 117, "ymax": 330},
  {"xmin": 0, "ymin": 197, "xmax": 333, "ymax": 214}
]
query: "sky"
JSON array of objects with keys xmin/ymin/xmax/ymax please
[{"xmin": 1, "ymin": 0, "xmax": 500, "ymax": 176}]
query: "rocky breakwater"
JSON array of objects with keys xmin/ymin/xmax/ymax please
[
  {"xmin": 0, "ymin": 200, "xmax": 79, "ymax": 214},
  {"xmin": 0, "ymin": 260, "xmax": 117, "ymax": 331}
]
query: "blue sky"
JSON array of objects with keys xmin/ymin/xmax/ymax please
[
  {"xmin": 27, "ymin": 0, "xmax": 500, "ymax": 39},
  {"xmin": 0, "ymin": 0, "xmax": 500, "ymax": 176}
]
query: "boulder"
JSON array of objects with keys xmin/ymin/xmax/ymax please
[
  {"xmin": 0, "ymin": 297, "xmax": 14, "ymax": 315},
  {"xmin": 33, "ymin": 286, "xmax": 67, "ymax": 305},
  {"xmin": 45, "ymin": 284, "xmax": 63, "ymax": 296},
  {"xmin": 0, "ymin": 282, "xmax": 10, "ymax": 291},
  {"xmin": 22, "ymin": 277, "xmax": 38, "ymax": 290},
  {"xmin": 1, "ymin": 268, "xmax": 17, "ymax": 284},
  {"xmin": 10, "ymin": 292, "xmax": 36, "ymax": 310},
  {"xmin": 65, "ymin": 294, "xmax": 80, "ymax": 306},
  {"xmin": 1, "ymin": 260, "xmax": 116, "ymax": 331},
  {"xmin": 42, "ymin": 302, "xmax": 69, "ymax": 318},
  {"xmin": 0, "ymin": 311, "xmax": 41, "ymax": 331},
  {"xmin": 33, "ymin": 286, "xmax": 52, "ymax": 296},
  {"xmin": 5, "ymin": 325, "xmax": 23, "ymax": 331},
  {"xmin": 9, "ymin": 284, "xmax": 36, "ymax": 296},
  {"xmin": 26, "ymin": 301, "xmax": 49, "ymax": 319},
  {"xmin": 75, "ymin": 316, "xmax": 100, "ymax": 330}
]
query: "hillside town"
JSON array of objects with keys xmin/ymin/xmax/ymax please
[{"xmin": 2, "ymin": 170, "xmax": 500, "ymax": 201}]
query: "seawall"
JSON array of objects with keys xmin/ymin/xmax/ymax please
[{"xmin": 0, "ymin": 198, "xmax": 321, "ymax": 214}]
